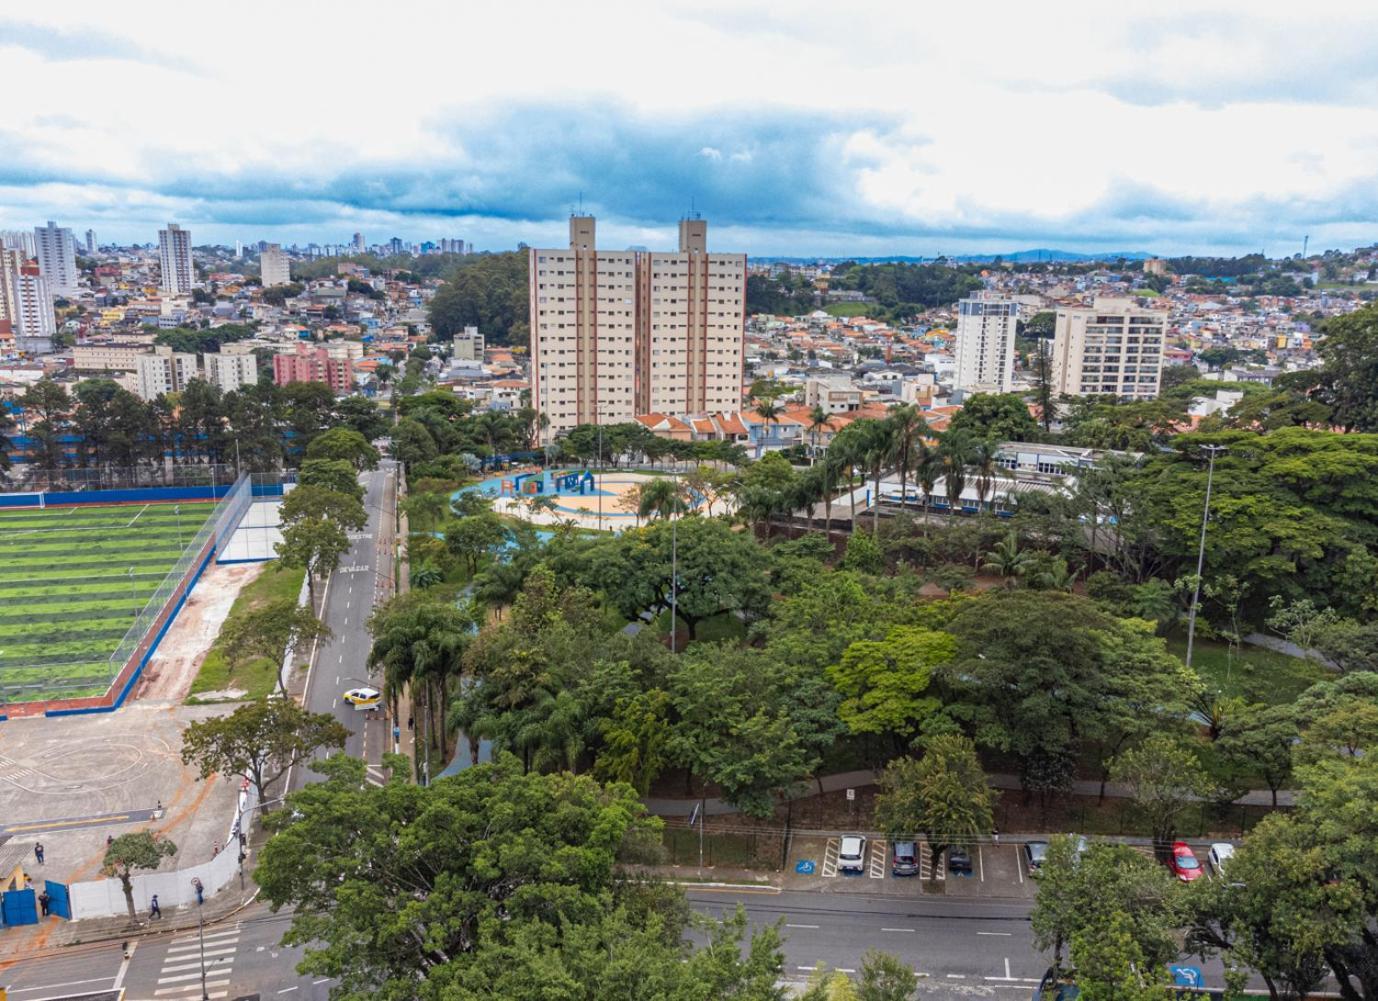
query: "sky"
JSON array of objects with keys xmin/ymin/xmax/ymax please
[{"xmin": 2, "ymin": 0, "xmax": 1377, "ymax": 258}]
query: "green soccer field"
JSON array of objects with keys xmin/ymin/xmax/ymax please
[{"xmin": 0, "ymin": 501, "xmax": 216, "ymax": 704}]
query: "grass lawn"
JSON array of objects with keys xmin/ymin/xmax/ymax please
[
  {"xmin": 188, "ymin": 561, "xmax": 306, "ymax": 702},
  {"xmin": 0, "ymin": 501, "xmax": 215, "ymax": 703},
  {"xmin": 1165, "ymin": 635, "xmax": 1328, "ymax": 705},
  {"xmin": 822, "ymin": 301, "xmax": 876, "ymax": 318}
]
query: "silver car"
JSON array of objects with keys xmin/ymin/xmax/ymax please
[
  {"xmin": 838, "ymin": 835, "xmax": 867, "ymax": 874},
  {"xmin": 1208, "ymin": 842, "xmax": 1235, "ymax": 878}
]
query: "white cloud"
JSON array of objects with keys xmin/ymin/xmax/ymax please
[{"xmin": 1, "ymin": 0, "xmax": 1377, "ymax": 254}]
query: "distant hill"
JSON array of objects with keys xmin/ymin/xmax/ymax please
[{"xmin": 754, "ymin": 249, "xmax": 1155, "ymax": 265}]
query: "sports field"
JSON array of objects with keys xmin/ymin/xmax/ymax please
[{"xmin": 0, "ymin": 501, "xmax": 215, "ymax": 703}]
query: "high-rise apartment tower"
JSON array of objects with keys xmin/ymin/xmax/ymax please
[
  {"xmin": 528, "ymin": 215, "xmax": 745, "ymax": 441},
  {"xmin": 34, "ymin": 221, "xmax": 78, "ymax": 296},
  {"xmin": 158, "ymin": 223, "xmax": 194, "ymax": 294},
  {"xmin": 1051, "ymin": 297, "xmax": 1167, "ymax": 400},
  {"xmin": 953, "ymin": 294, "xmax": 1020, "ymax": 394}
]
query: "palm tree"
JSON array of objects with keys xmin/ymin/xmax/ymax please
[
  {"xmin": 914, "ymin": 438, "xmax": 940, "ymax": 526},
  {"xmin": 939, "ymin": 430, "xmax": 974, "ymax": 520},
  {"xmin": 820, "ymin": 450, "xmax": 844, "ymax": 533},
  {"xmin": 863, "ymin": 421, "xmax": 890, "ymax": 536},
  {"xmin": 411, "ymin": 562, "xmax": 444, "ymax": 589},
  {"xmin": 1033, "ymin": 556, "xmax": 1076, "ymax": 592},
  {"xmin": 981, "ymin": 531, "xmax": 1029, "ymax": 586},
  {"xmin": 807, "ymin": 405, "xmax": 831, "ymax": 465},
  {"xmin": 638, "ymin": 477, "xmax": 686, "ymax": 521},
  {"xmin": 970, "ymin": 439, "xmax": 1003, "ymax": 513},
  {"xmin": 753, "ymin": 398, "xmax": 782, "ymax": 455},
  {"xmin": 887, "ymin": 405, "xmax": 925, "ymax": 510}
]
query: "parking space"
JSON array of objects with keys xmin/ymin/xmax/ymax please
[
  {"xmin": 821, "ymin": 837, "xmax": 840, "ymax": 878},
  {"xmin": 919, "ymin": 842, "xmax": 946, "ymax": 881},
  {"xmin": 867, "ymin": 838, "xmax": 887, "ymax": 879},
  {"xmin": 945, "ymin": 842, "xmax": 1038, "ymax": 899}
]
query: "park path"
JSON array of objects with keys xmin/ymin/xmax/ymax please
[{"xmin": 643, "ymin": 769, "xmax": 1295, "ymax": 818}]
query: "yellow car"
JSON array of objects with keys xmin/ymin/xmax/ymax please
[{"xmin": 343, "ymin": 686, "xmax": 382, "ymax": 711}]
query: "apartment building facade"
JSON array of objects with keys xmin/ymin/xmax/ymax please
[
  {"xmin": 272, "ymin": 344, "xmax": 352, "ymax": 393},
  {"xmin": 0, "ymin": 248, "xmax": 57, "ymax": 352},
  {"xmin": 34, "ymin": 220, "xmax": 78, "ymax": 296},
  {"xmin": 529, "ymin": 215, "xmax": 746, "ymax": 442},
  {"xmin": 1051, "ymin": 297, "xmax": 1168, "ymax": 399},
  {"xmin": 158, "ymin": 223, "xmax": 194, "ymax": 294},
  {"xmin": 203, "ymin": 351, "xmax": 259, "ymax": 392},
  {"xmin": 260, "ymin": 244, "xmax": 291, "ymax": 287},
  {"xmin": 953, "ymin": 295, "xmax": 1019, "ymax": 394},
  {"xmin": 135, "ymin": 345, "xmax": 198, "ymax": 400}
]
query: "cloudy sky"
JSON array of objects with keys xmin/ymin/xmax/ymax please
[{"xmin": 3, "ymin": 0, "xmax": 1377, "ymax": 257}]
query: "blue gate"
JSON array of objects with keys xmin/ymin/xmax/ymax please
[
  {"xmin": 2, "ymin": 887, "xmax": 38, "ymax": 926},
  {"xmin": 44, "ymin": 880, "xmax": 71, "ymax": 920}
]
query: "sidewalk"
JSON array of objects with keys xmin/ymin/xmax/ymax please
[
  {"xmin": 2, "ymin": 852, "xmax": 260, "ymax": 959},
  {"xmin": 642, "ymin": 769, "xmax": 1295, "ymax": 818}
]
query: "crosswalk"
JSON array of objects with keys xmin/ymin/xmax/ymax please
[{"xmin": 152, "ymin": 924, "xmax": 240, "ymax": 999}]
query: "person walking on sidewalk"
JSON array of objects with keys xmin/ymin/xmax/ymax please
[
  {"xmin": 150, "ymin": 894, "xmax": 161, "ymax": 919},
  {"xmin": 39, "ymin": 890, "xmax": 50, "ymax": 916},
  {"xmin": 191, "ymin": 877, "xmax": 204, "ymax": 906},
  {"xmin": 34, "ymin": 842, "xmax": 44, "ymax": 865}
]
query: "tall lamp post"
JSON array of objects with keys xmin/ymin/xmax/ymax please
[{"xmin": 1184, "ymin": 444, "xmax": 1227, "ymax": 671}]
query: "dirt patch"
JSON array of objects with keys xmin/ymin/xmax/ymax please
[{"xmin": 134, "ymin": 562, "xmax": 265, "ymax": 703}]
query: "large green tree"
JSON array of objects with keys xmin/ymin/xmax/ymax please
[
  {"xmin": 873, "ymin": 734, "xmax": 994, "ymax": 862},
  {"xmin": 255, "ymin": 754, "xmax": 790, "ymax": 999}
]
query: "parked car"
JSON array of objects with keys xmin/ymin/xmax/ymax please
[
  {"xmin": 343, "ymin": 686, "xmax": 381, "ymax": 710},
  {"xmin": 1169, "ymin": 841, "xmax": 1204, "ymax": 882},
  {"xmin": 1024, "ymin": 840, "xmax": 1049, "ymax": 876},
  {"xmin": 838, "ymin": 835, "xmax": 867, "ymax": 874},
  {"xmin": 891, "ymin": 840, "xmax": 919, "ymax": 877},
  {"xmin": 947, "ymin": 846, "xmax": 973, "ymax": 875},
  {"xmin": 1208, "ymin": 843, "xmax": 1235, "ymax": 879}
]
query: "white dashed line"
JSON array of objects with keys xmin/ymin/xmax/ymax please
[
  {"xmin": 882, "ymin": 927, "xmax": 915, "ymax": 933},
  {"xmin": 977, "ymin": 931, "xmax": 1012, "ymax": 936},
  {"xmin": 785, "ymin": 924, "xmax": 819, "ymax": 929}
]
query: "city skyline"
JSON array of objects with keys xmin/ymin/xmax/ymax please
[{"xmin": 2, "ymin": 2, "xmax": 1377, "ymax": 257}]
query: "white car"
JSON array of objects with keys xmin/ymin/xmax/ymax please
[
  {"xmin": 343, "ymin": 686, "xmax": 381, "ymax": 710},
  {"xmin": 838, "ymin": 835, "xmax": 867, "ymax": 874},
  {"xmin": 1208, "ymin": 843, "xmax": 1235, "ymax": 878}
]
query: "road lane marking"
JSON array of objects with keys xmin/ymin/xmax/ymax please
[
  {"xmin": 947, "ymin": 975, "xmax": 967, "ymax": 979},
  {"xmin": 977, "ymin": 931, "xmax": 1012, "ymax": 936},
  {"xmin": 882, "ymin": 927, "xmax": 915, "ymax": 933},
  {"xmin": 171, "ymin": 928, "xmax": 240, "ymax": 945},
  {"xmin": 8, "ymin": 978, "xmax": 117, "ymax": 995},
  {"xmin": 313, "ymin": 979, "xmax": 332, "ymax": 985},
  {"xmin": 332, "ymin": 698, "xmax": 338, "ymax": 708},
  {"xmin": 869, "ymin": 838, "xmax": 887, "ymax": 878},
  {"xmin": 978, "ymin": 844, "xmax": 985, "ymax": 882},
  {"xmin": 164, "ymin": 945, "xmax": 236, "ymax": 959},
  {"xmin": 278, "ymin": 989, "xmax": 298, "ymax": 995},
  {"xmin": 785, "ymin": 923, "xmax": 819, "ymax": 929},
  {"xmin": 821, "ymin": 837, "xmax": 840, "ymax": 878},
  {"xmin": 1016, "ymin": 847, "xmax": 1024, "ymax": 884}
]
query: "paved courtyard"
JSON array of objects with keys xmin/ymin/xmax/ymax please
[{"xmin": 0, "ymin": 703, "xmax": 242, "ymax": 889}]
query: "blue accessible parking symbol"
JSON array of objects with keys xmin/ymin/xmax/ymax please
[
  {"xmin": 795, "ymin": 860, "xmax": 816, "ymax": 875},
  {"xmin": 1170, "ymin": 966, "xmax": 1204, "ymax": 989}
]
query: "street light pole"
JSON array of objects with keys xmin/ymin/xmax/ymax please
[
  {"xmin": 196, "ymin": 898, "xmax": 209, "ymax": 1001},
  {"xmin": 1184, "ymin": 444, "xmax": 1227, "ymax": 672},
  {"xmin": 597, "ymin": 420, "xmax": 604, "ymax": 532},
  {"xmin": 670, "ymin": 467, "xmax": 678, "ymax": 655}
]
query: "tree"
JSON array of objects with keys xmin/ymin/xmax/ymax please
[
  {"xmin": 938, "ymin": 430, "xmax": 973, "ymax": 519},
  {"xmin": 297, "ymin": 457, "xmax": 363, "ymax": 501},
  {"xmin": 828, "ymin": 627, "xmax": 953, "ymax": 747},
  {"xmin": 1186, "ymin": 813, "xmax": 1356, "ymax": 1001},
  {"xmin": 279, "ymin": 483, "xmax": 367, "ymax": 532},
  {"xmin": 445, "ymin": 510, "xmax": 507, "ymax": 575},
  {"xmin": 637, "ymin": 476, "xmax": 688, "ymax": 521},
  {"xmin": 256, "ymin": 753, "xmax": 791, "ymax": 997},
  {"xmin": 333, "ymin": 395, "xmax": 390, "ymax": 442},
  {"xmin": 948, "ymin": 393, "xmax": 1040, "ymax": 442},
  {"xmin": 981, "ymin": 531, "xmax": 1030, "ymax": 585},
  {"xmin": 218, "ymin": 598, "xmax": 332, "ymax": 696},
  {"xmin": 1032, "ymin": 839, "xmax": 1181, "ymax": 976},
  {"xmin": 807, "ymin": 405, "xmax": 832, "ymax": 464},
  {"xmin": 581, "ymin": 518, "xmax": 771, "ymax": 641},
  {"xmin": 103, "ymin": 832, "xmax": 177, "ymax": 922},
  {"xmin": 1217, "ymin": 703, "xmax": 1296, "ymax": 807},
  {"xmin": 1312, "ymin": 301, "xmax": 1378, "ymax": 432},
  {"xmin": 181, "ymin": 698, "xmax": 348, "ymax": 808},
  {"xmin": 304, "ymin": 426, "xmax": 380, "ymax": 471},
  {"xmin": 1109, "ymin": 734, "xmax": 1211, "ymax": 856},
  {"xmin": 391, "ymin": 417, "xmax": 439, "ymax": 472},
  {"xmin": 886, "ymin": 405, "xmax": 926, "ymax": 512},
  {"xmin": 857, "ymin": 950, "xmax": 919, "ymax": 1001},
  {"xmin": 276, "ymin": 517, "xmax": 350, "ymax": 606},
  {"xmin": 1071, "ymin": 911, "xmax": 1175, "ymax": 1001},
  {"xmin": 873, "ymin": 735, "xmax": 993, "ymax": 862}
]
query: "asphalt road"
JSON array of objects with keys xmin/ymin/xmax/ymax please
[
  {"xmin": 1, "ymin": 887, "xmax": 1257, "ymax": 1001},
  {"xmin": 290, "ymin": 463, "xmax": 396, "ymax": 792}
]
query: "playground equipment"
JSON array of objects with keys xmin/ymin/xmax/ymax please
[{"xmin": 508, "ymin": 470, "xmax": 596, "ymax": 497}]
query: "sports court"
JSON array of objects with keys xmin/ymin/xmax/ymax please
[
  {"xmin": 461, "ymin": 469, "xmax": 721, "ymax": 529},
  {"xmin": 0, "ymin": 501, "xmax": 215, "ymax": 703}
]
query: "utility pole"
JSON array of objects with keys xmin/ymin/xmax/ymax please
[
  {"xmin": 1185, "ymin": 445, "xmax": 1227, "ymax": 671},
  {"xmin": 670, "ymin": 467, "xmax": 679, "ymax": 655},
  {"xmin": 196, "ymin": 894, "xmax": 209, "ymax": 1001},
  {"xmin": 597, "ymin": 419, "xmax": 604, "ymax": 532}
]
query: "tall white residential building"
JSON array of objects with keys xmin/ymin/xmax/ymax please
[
  {"xmin": 0, "ymin": 230, "xmax": 36, "ymax": 257},
  {"xmin": 953, "ymin": 295, "xmax": 1020, "ymax": 394},
  {"xmin": 135, "ymin": 344, "xmax": 199, "ymax": 400},
  {"xmin": 203, "ymin": 351, "xmax": 259, "ymax": 392},
  {"xmin": 85, "ymin": 229, "xmax": 97, "ymax": 254},
  {"xmin": 158, "ymin": 223, "xmax": 194, "ymax": 294},
  {"xmin": 0, "ymin": 248, "xmax": 57, "ymax": 353},
  {"xmin": 260, "ymin": 243, "xmax": 291, "ymax": 287},
  {"xmin": 1051, "ymin": 297, "xmax": 1168, "ymax": 400},
  {"xmin": 352, "ymin": 232, "xmax": 365, "ymax": 253},
  {"xmin": 34, "ymin": 220, "xmax": 79, "ymax": 296},
  {"xmin": 528, "ymin": 215, "xmax": 746, "ymax": 441}
]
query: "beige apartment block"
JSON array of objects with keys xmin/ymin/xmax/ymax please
[
  {"xmin": 1051, "ymin": 297, "xmax": 1168, "ymax": 399},
  {"xmin": 135, "ymin": 344, "xmax": 198, "ymax": 400},
  {"xmin": 954, "ymin": 295, "xmax": 1019, "ymax": 393},
  {"xmin": 529, "ymin": 215, "xmax": 745, "ymax": 441},
  {"xmin": 260, "ymin": 244, "xmax": 291, "ymax": 287},
  {"xmin": 73, "ymin": 344, "xmax": 148, "ymax": 371}
]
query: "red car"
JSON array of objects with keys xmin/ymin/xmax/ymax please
[{"xmin": 1169, "ymin": 841, "xmax": 1203, "ymax": 881}]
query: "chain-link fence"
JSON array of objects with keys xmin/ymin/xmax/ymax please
[{"xmin": 2, "ymin": 463, "xmax": 241, "ymax": 493}]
